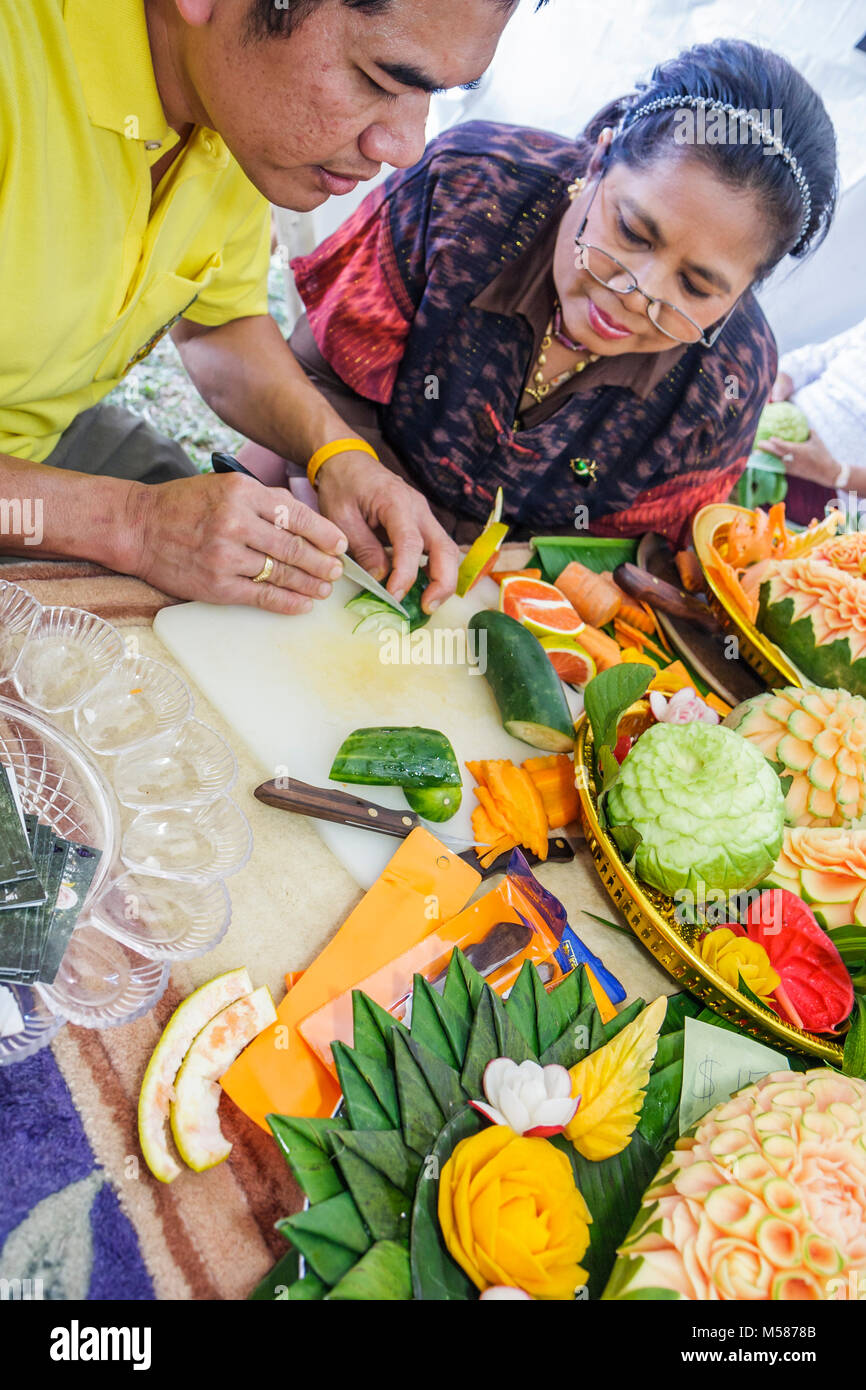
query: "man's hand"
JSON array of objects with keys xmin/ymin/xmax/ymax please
[
  {"xmin": 762, "ymin": 430, "xmax": 838, "ymax": 487},
  {"xmin": 126, "ymin": 472, "xmax": 347, "ymax": 614},
  {"xmin": 315, "ymin": 451, "xmax": 460, "ymax": 612},
  {"xmin": 769, "ymin": 371, "xmax": 794, "ymax": 403}
]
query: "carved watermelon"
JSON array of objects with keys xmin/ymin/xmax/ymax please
[
  {"xmin": 604, "ymin": 1070, "xmax": 866, "ymax": 1301},
  {"xmin": 757, "ymin": 559, "xmax": 866, "ymax": 696},
  {"xmin": 725, "ymin": 685, "xmax": 866, "ymax": 827}
]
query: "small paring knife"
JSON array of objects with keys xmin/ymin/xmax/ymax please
[
  {"xmin": 211, "ymin": 452, "xmax": 410, "ymax": 619},
  {"xmin": 253, "ymin": 777, "xmax": 575, "ymax": 879}
]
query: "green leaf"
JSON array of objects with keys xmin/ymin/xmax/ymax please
[
  {"xmin": 332, "ymin": 1143, "xmax": 412, "ymax": 1243},
  {"xmin": 590, "ymin": 997, "xmax": 645, "ymax": 1051},
  {"xmin": 609, "ymin": 824, "xmax": 642, "ymax": 866},
  {"xmin": 556, "ymin": 1130, "xmax": 661, "ymax": 1299},
  {"xmin": 830, "ymin": 926, "xmax": 866, "ymax": 966},
  {"xmin": 282, "ymin": 1190, "xmax": 370, "ymax": 1255},
  {"xmin": 249, "ymin": 1247, "xmax": 300, "ymax": 1301},
  {"xmin": 736, "ymin": 973, "xmax": 775, "ymax": 1015},
  {"xmin": 660, "ymin": 993, "xmax": 703, "ymax": 1036},
  {"xmin": 843, "ymin": 994, "xmax": 866, "ymax": 1079},
  {"xmin": 351, "ymin": 991, "xmax": 392, "ymax": 1063},
  {"xmin": 597, "ymin": 745, "xmax": 621, "ymax": 801},
  {"xmin": 612, "ymin": 1287, "xmax": 681, "ymax": 1301},
  {"xmin": 354, "ymin": 991, "xmax": 411, "ymax": 1053},
  {"xmin": 326, "ymin": 1240, "xmax": 413, "ymax": 1301},
  {"xmin": 410, "ymin": 1106, "xmax": 482, "ymax": 1300},
  {"xmin": 545, "ymin": 966, "xmax": 587, "ymax": 1045},
  {"xmin": 333, "ymin": 1042, "xmax": 395, "ymax": 1132},
  {"xmin": 488, "ymin": 983, "xmax": 536, "ymax": 1065},
  {"xmin": 504, "ymin": 959, "xmax": 543, "ymax": 1056},
  {"xmin": 460, "ymin": 987, "xmax": 501, "ymax": 1098},
  {"xmin": 653, "ymin": 1030, "xmax": 685, "ymax": 1072},
  {"xmin": 443, "ymin": 947, "xmax": 486, "ymax": 1014},
  {"xmin": 266, "ymin": 1114, "xmax": 347, "ymax": 1205},
  {"xmin": 583, "ymin": 663, "xmax": 653, "ymax": 759},
  {"xmin": 405, "ymin": 1034, "xmax": 467, "ymax": 1118},
  {"xmin": 275, "ymin": 1223, "xmax": 360, "ymax": 1286},
  {"xmin": 334, "ymin": 1130, "xmax": 422, "ymax": 1196},
  {"xmin": 279, "ymin": 1272, "xmax": 328, "ymax": 1301},
  {"xmin": 530, "ymin": 535, "xmax": 638, "ymax": 584},
  {"xmin": 351, "ymin": 990, "xmax": 390, "ymax": 1063},
  {"xmin": 342, "ymin": 1042, "xmax": 401, "ymax": 1128},
  {"xmin": 392, "ymin": 1030, "xmax": 446, "ymax": 1156},
  {"xmin": 540, "ymin": 1003, "xmax": 595, "ymax": 1068},
  {"xmin": 409, "ymin": 974, "xmax": 470, "ymax": 1068},
  {"xmin": 637, "ymin": 1059, "xmax": 684, "ymax": 1153},
  {"xmin": 579, "ymin": 908, "xmax": 634, "ymax": 940}
]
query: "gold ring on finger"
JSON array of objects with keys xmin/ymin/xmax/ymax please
[{"xmin": 252, "ymin": 554, "xmax": 275, "ymax": 584}]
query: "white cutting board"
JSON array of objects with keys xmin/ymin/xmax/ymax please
[{"xmin": 155, "ymin": 579, "xmax": 578, "ymax": 888}]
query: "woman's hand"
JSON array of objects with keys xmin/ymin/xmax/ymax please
[
  {"xmin": 762, "ymin": 430, "xmax": 838, "ymax": 487},
  {"xmin": 126, "ymin": 472, "xmax": 347, "ymax": 614},
  {"xmin": 315, "ymin": 451, "xmax": 460, "ymax": 611},
  {"xmin": 769, "ymin": 371, "xmax": 795, "ymax": 403}
]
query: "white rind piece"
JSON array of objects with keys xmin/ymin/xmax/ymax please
[
  {"xmin": 138, "ymin": 966, "xmax": 253, "ymax": 1183},
  {"xmin": 170, "ymin": 986, "xmax": 277, "ymax": 1173}
]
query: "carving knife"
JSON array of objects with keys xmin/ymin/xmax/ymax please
[{"xmin": 254, "ymin": 777, "xmax": 575, "ymax": 878}]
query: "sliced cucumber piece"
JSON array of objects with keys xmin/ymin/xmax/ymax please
[
  {"xmin": 404, "ymin": 784, "xmax": 463, "ymax": 823},
  {"xmin": 351, "ymin": 611, "xmax": 408, "ymax": 636},
  {"xmin": 330, "ymin": 726, "xmax": 461, "ymax": 788}
]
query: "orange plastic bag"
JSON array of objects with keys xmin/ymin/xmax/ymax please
[
  {"xmin": 297, "ymin": 870, "xmax": 567, "ymax": 1076},
  {"xmin": 220, "ymin": 829, "xmax": 481, "ymax": 1128}
]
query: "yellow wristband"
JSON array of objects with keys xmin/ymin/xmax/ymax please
[{"xmin": 307, "ymin": 437, "xmax": 380, "ymax": 488}]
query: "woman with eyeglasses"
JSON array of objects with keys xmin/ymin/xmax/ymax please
[{"xmin": 240, "ymin": 37, "xmax": 838, "ymax": 584}]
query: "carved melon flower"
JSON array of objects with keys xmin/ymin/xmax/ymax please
[
  {"xmin": 814, "ymin": 532, "xmax": 866, "ymax": 577},
  {"xmin": 606, "ymin": 1070, "xmax": 866, "ymax": 1301},
  {"xmin": 471, "ymin": 1058, "xmax": 579, "ymax": 1137},
  {"xmin": 770, "ymin": 825, "xmax": 866, "ymax": 930},
  {"xmin": 766, "ymin": 559, "xmax": 866, "ymax": 663}
]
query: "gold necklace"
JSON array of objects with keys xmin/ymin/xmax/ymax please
[{"xmin": 522, "ymin": 305, "xmax": 599, "ymax": 407}]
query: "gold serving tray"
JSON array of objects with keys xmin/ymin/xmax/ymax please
[
  {"xmin": 692, "ymin": 503, "xmax": 807, "ymax": 690},
  {"xmin": 574, "ymin": 716, "xmax": 844, "ymax": 1066}
]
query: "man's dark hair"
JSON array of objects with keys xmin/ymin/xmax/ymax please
[{"xmin": 247, "ymin": 0, "xmax": 545, "ymax": 41}]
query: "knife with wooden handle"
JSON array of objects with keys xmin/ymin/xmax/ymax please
[
  {"xmin": 613, "ymin": 562, "xmax": 721, "ymax": 632},
  {"xmin": 253, "ymin": 777, "xmax": 575, "ymax": 877}
]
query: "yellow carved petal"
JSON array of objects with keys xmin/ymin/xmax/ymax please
[{"xmin": 565, "ymin": 996, "xmax": 666, "ymax": 1161}]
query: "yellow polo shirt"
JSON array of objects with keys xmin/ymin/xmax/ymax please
[{"xmin": 0, "ymin": 0, "xmax": 271, "ymax": 462}]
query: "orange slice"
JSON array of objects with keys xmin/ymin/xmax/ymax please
[
  {"xmin": 539, "ymin": 635, "xmax": 596, "ymax": 687},
  {"xmin": 499, "ymin": 575, "xmax": 585, "ymax": 637}
]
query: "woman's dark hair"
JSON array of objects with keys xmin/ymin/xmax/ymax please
[{"xmin": 580, "ymin": 39, "xmax": 838, "ymax": 280}]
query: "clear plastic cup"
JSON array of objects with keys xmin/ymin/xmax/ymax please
[
  {"xmin": 73, "ymin": 655, "xmax": 192, "ymax": 756},
  {"xmin": 37, "ymin": 916, "xmax": 169, "ymax": 1028},
  {"xmin": 0, "ymin": 581, "xmax": 41, "ymax": 680},
  {"xmin": 121, "ymin": 796, "xmax": 252, "ymax": 882},
  {"xmin": 92, "ymin": 870, "xmax": 231, "ymax": 959},
  {"xmin": 13, "ymin": 606, "xmax": 123, "ymax": 712},
  {"xmin": 112, "ymin": 719, "xmax": 237, "ymax": 810}
]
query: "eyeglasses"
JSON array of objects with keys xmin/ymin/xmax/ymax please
[{"xmin": 573, "ymin": 175, "xmax": 738, "ymax": 348}]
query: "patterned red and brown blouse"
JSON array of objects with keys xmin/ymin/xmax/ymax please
[{"xmin": 291, "ymin": 122, "xmax": 778, "ymax": 548}]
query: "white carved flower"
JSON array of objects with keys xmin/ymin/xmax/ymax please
[
  {"xmin": 471, "ymin": 1057, "xmax": 579, "ymax": 1137},
  {"xmin": 649, "ymin": 687, "xmax": 720, "ymax": 726}
]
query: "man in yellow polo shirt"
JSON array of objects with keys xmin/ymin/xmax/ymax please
[{"xmin": 0, "ymin": 0, "xmax": 524, "ymax": 613}]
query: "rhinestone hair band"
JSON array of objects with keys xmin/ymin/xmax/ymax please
[{"xmin": 620, "ymin": 96, "xmax": 813, "ymax": 251}]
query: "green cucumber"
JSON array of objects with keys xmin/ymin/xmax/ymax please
[
  {"xmin": 330, "ymin": 727, "xmax": 461, "ymax": 788},
  {"xmin": 344, "ymin": 572, "xmax": 431, "ymax": 633},
  {"xmin": 404, "ymin": 784, "xmax": 462, "ymax": 823},
  {"xmin": 468, "ymin": 610, "xmax": 576, "ymax": 752}
]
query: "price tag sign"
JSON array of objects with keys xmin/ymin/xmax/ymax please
[{"xmin": 679, "ymin": 1016, "xmax": 790, "ymax": 1136}]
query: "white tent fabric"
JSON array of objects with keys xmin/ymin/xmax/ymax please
[{"xmin": 275, "ymin": 0, "xmax": 866, "ymax": 352}]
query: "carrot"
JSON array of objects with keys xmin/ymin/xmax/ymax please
[
  {"xmin": 705, "ymin": 691, "xmax": 732, "ymax": 718},
  {"xmin": 491, "ymin": 567, "xmax": 542, "ymax": 585},
  {"xmin": 704, "ymin": 548, "xmax": 758, "ymax": 624},
  {"xmin": 618, "ymin": 646, "xmax": 660, "ymax": 671},
  {"xmin": 574, "ymin": 623, "xmax": 621, "ymax": 671},
  {"xmin": 675, "ymin": 549, "xmax": 704, "ymax": 593},
  {"xmin": 614, "ymin": 616, "xmax": 658, "ymax": 649},
  {"xmin": 467, "ymin": 758, "xmax": 549, "ymax": 859},
  {"xmin": 616, "ymin": 597, "xmax": 654, "ymax": 633},
  {"xmin": 522, "ymin": 754, "xmax": 580, "ymax": 829},
  {"xmin": 479, "ymin": 835, "xmax": 517, "ymax": 870},
  {"xmin": 555, "ymin": 561, "xmax": 622, "ymax": 627}
]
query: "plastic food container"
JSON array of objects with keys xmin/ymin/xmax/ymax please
[
  {"xmin": 121, "ymin": 797, "xmax": 253, "ymax": 882},
  {"xmin": 37, "ymin": 917, "xmax": 169, "ymax": 1028},
  {"xmin": 92, "ymin": 870, "xmax": 231, "ymax": 960},
  {"xmin": 0, "ymin": 582, "xmax": 40, "ymax": 681},
  {"xmin": 112, "ymin": 719, "xmax": 237, "ymax": 810},
  {"xmin": 74, "ymin": 655, "xmax": 192, "ymax": 756},
  {"xmin": 13, "ymin": 606, "xmax": 123, "ymax": 713}
]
